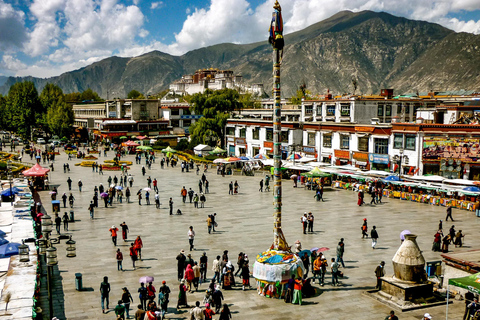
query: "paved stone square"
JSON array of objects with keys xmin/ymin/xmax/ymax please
[{"xmin": 37, "ymin": 150, "xmax": 479, "ymax": 320}]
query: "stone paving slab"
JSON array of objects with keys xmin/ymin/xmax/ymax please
[{"xmin": 36, "ymin": 150, "xmax": 479, "ymax": 320}]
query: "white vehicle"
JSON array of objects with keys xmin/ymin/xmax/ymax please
[{"xmin": 36, "ymin": 138, "xmax": 46, "ymax": 144}]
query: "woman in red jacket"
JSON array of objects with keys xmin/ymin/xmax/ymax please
[
  {"xmin": 184, "ymin": 264, "xmax": 195, "ymax": 293},
  {"xmin": 134, "ymin": 236, "xmax": 143, "ymax": 260}
]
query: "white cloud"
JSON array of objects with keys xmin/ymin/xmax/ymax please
[
  {"xmin": 151, "ymin": 1, "xmax": 163, "ymax": 10},
  {"xmin": 1, "ymin": 55, "xmax": 27, "ymax": 72},
  {"xmin": 0, "ymin": 1, "xmax": 28, "ymax": 51}
]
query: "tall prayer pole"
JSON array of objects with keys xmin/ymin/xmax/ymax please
[{"xmin": 269, "ymin": 0, "xmax": 289, "ymax": 251}]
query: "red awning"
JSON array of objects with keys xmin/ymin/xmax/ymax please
[
  {"xmin": 136, "ymin": 136, "xmax": 147, "ymax": 140},
  {"xmin": 22, "ymin": 163, "xmax": 50, "ymax": 177},
  {"xmin": 124, "ymin": 140, "xmax": 140, "ymax": 146}
]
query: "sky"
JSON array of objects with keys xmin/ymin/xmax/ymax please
[{"xmin": 0, "ymin": 0, "xmax": 479, "ymax": 79}]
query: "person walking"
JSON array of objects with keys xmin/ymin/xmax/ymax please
[
  {"xmin": 155, "ymin": 192, "xmax": 160, "ymax": 209},
  {"xmin": 158, "ymin": 280, "xmax": 171, "ymax": 317},
  {"xmin": 55, "ymin": 213, "xmax": 61, "ymax": 234},
  {"xmin": 188, "ymin": 226, "xmax": 196, "ymax": 251},
  {"xmin": 153, "ymin": 178, "xmax": 158, "ymax": 192},
  {"xmin": 176, "ymin": 250, "xmax": 187, "ymax": 281},
  {"xmin": 188, "ymin": 188, "xmax": 194, "ymax": 203},
  {"xmin": 371, "ymin": 226, "xmax": 379, "ymax": 249},
  {"xmin": 121, "ymin": 287, "xmax": 133, "ymax": 319},
  {"xmin": 125, "ymin": 187, "xmax": 131, "ymax": 203},
  {"xmin": 307, "ymin": 212, "xmax": 314, "ymax": 233},
  {"xmin": 114, "ymin": 299, "xmax": 126, "ymax": 319},
  {"xmin": 206, "ymin": 215, "xmax": 213, "ymax": 234},
  {"xmin": 228, "ymin": 181, "xmax": 233, "ymax": 195},
  {"xmin": 362, "ymin": 218, "xmax": 368, "ymax": 238},
  {"xmin": 331, "ymin": 258, "xmax": 339, "ymax": 286},
  {"xmin": 78, "ymin": 179, "xmax": 83, "ymax": 192},
  {"xmin": 358, "ymin": 190, "xmax": 364, "ymax": 206},
  {"xmin": 446, "ymin": 205, "xmax": 454, "ymax": 221},
  {"xmin": 109, "ymin": 225, "xmax": 119, "ymax": 246},
  {"xmin": 116, "ymin": 248, "xmax": 123, "ymax": 271},
  {"xmin": 145, "ymin": 190, "xmax": 150, "ymax": 205},
  {"xmin": 193, "ymin": 194, "xmax": 199, "ymax": 208},
  {"xmin": 212, "ymin": 255, "xmax": 221, "ymax": 283},
  {"xmin": 200, "ymin": 193, "xmax": 206, "ymax": 208},
  {"xmin": 67, "ymin": 177, "xmax": 72, "ymax": 190},
  {"xmin": 62, "ymin": 192, "xmax": 67, "ymax": 208},
  {"xmin": 129, "ymin": 243, "xmax": 138, "ymax": 269},
  {"xmin": 138, "ymin": 283, "xmax": 148, "ymax": 311},
  {"xmin": 137, "ymin": 190, "xmax": 142, "ymax": 206},
  {"xmin": 134, "ymin": 304, "xmax": 145, "ymax": 320},
  {"xmin": 301, "ymin": 213, "xmax": 308, "ymax": 234},
  {"xmin": 134, "ymin": 236, "xmax": 143, "ymax": 260},
  {"xmin": 336, "ymin": 239, "xmax": 345, "ymax": 268},
  {"xmin": 181, "ymin": 186, "xmax": 187, "ymax": 203},
  {"xmin": 218, "ymin": 304, "xmax": 231, "ymax": 320},
  {"xmin": 234, "ymin": 180, "xmax": 239, "ymax": 194},
  {"xmin": 169, "ymin": 198, "xmax": 173, "ymax": 215},
  {"xmin": 120, "ymin": 222, "xmax": 129, "ymax": 241},
  {"xmin": 200, "ymin": 252, "xmax": 208, "ymax": 282},
  {"xmin": 100, "ymin": 276, "xmax": 111, "ymax": 313},
  {"xmin": 375, "ymin": 261, "xmax": 385, "ymax": 290},
  {"xmin": 62, "ymin": 212, "xmax": 69, "ymax": 231},
  {"xmin": 259, "ymin": 179, "xmax": 263, "ymax": 192},
  {"xmin": 190, "ymin": 301, "xmax": 204, "ymax": 320},
  {"xmin": 292, "ymin": 276, "xmax": 303, "ymax": 305}
]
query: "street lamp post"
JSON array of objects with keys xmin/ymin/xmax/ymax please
[
  {"xmin": 399, "ymin": 148, "xmax": 404, "ymax": 178},
  {"xmin": 46, "ymin": 246, "xmax": 58, "ymax": 320}
]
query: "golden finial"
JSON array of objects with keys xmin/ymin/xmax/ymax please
[{"xmin": 274, "ymin": 0, "xmax": 281, "ymax": 11}]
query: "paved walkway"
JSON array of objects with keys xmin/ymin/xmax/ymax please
[{"xmin": 37, "ymin": 150, "xmax": 479, "ymax": 320}]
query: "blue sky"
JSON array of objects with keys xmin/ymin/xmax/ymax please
[{"xmin": 0, "ymin": 0, "xmax": 479, "ymax": 78}]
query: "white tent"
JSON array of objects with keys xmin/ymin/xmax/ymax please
[{"xmin": 193, "ymin": 144, "xmax": 213, "ymax": 156}]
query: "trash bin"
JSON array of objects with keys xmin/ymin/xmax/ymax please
[
  {"xmin": 69, "ymin": 209, "xmax": 74, "ymax": 222},
  {"xmin": 426, "ymin": 261, "xmax": 442, "ymax": 277},
  {"xmin": 52, "ymin": 200, "xmax": 60, "ymax": 213},
  {"xmin": 75, "ymin": 273, "xmax": 82, "ymax": 291}
]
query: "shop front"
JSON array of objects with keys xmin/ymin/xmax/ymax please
[
  {"xmin": 422, "ymin": 136, "xmax": 480, "ymax": 179},
  {"xmin": 227, "ymin": 137, "xmax": 235, "ymax": 156},
  {"xmin": 302, "ymin": 146, "xmax": 317, "ymax": 160},
  {"xmin": 352, "ymin": 151, "xmax": 369, "ymax": 170},
  {"xmin": 264, "ymin": 141, "xmax": 274, "ymax": 157},
  {"xmin": 368, "ymin": 153, "xmax": 389, "ymax": 171},
  {"xmin": 334, "ymin": 149, "xmax": 350, "ymax": 165},
  {"xmin": 236, "ymin": 138, "xmax": 247, "ymax": 156}
]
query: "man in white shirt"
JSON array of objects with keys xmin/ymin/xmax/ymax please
[
  {"xmin": 188, "ymin": 226, "xmax": 196, "ymax": 251},
  {"xmin": 190, "ymin": 301, "xmax": 204, "ymax": 320}
]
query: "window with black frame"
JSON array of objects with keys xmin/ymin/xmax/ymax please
[
  {"xmin": 374, "ymin": 138, "xmax": 389, "ymax": 154},
  {"xmin": 393, "ymin": 134, "xmax": 403, "ymax": 149},
  {"xmin": 252, "ymin": 128, "xmax": 259, "ymax": 140},
  {"xmin": 266, "ymin": 129, "xmax": 273, "ymax": 141},
  {"xmin": 340, "ymin": 135, "xmax": 350, "ymax": 149},
  {"xmin": 281, "ymin": 131, "xmax": 288, "ymax": 143},
  {"xmin": 377, "ymin": 105, "xmax": 384, "ymax": 117},
  {"xmin": 239, "ymin": 128, "xmax": 246, "ymax": 138},
  {"xmin": 323, "ymin": 134, "xmax": 332, "ymax": 148},
  {"xmin": 341, "ymin": 104, "xmax": 350, "ymax": 116},
  {"xmin": 307, "ymin": 132, "xmax": 315, "ymax": 146},
  {"xmin": 405, "ymin": 135, "xmax": 416, "ymax": 150},
  {"xmin": 326, "ymin": 105, "xmax": 335, "ymax": 116},
  {"xmin": 226, "ymin": 127, "xmax": 235, "ymax": 136}
]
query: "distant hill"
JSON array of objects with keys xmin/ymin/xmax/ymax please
[{"xmin": 1, "ymin": 10, "xmax": 478, "ymax": 98}]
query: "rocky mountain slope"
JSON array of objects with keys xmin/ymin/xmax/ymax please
[{"xmin": 1, "ymin": 10, "xmax": 478, "ymax": 98}]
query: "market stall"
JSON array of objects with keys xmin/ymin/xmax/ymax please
[{"xmin": 21, "ymin": 163, "xmax": 50, "ymax": 191}]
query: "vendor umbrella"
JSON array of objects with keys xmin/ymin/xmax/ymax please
[
  {"xmin": 400, "ymin": 230, "xmax": 411, "ymax": 241},
  {"xmin": 254, "ymin": 154, "xmax": 269, "ymax": 160},
  {"xmin": 213, "ymin": 158, "xmax": 227, "ymax": 164},
  {"xmin": 315, "ymin": 247, "xmax": 330, "ymax": 254},
  {"xmin": 0, "ymin": 238, "xmax": 8, "ymax": 246},
  {"xmin": 0, "ymin": 242, "xmax": 22, "ymax": 258},
  {"xmin": 287, "ymin": 153, "xmax": 302, "ymax": 160},
  {"xmin": 139, "ymin": 276, "xmax": 154, "ymax": 283},
  {"xmin": 100, "ymin": 192, "xmax": 109, "ymax": 198},
  {"xmin": 463, "ymin": 186, "xmax": 480, "ymax": 192},
  {"xmin": 298, "ymin": 249, "xmax": 311, "ymax": 257},
  {"xmin": 49, "ymin": 191, "xmax": 57, "ymax": 195}
]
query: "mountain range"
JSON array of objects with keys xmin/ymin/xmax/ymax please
[{"xmin": 1, "ymin": 10, "xmax": 480, "ymax": 98}]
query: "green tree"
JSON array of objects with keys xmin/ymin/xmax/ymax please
[
  {"xmin": 39, "ymin": 83, "xmax": 74, "ymax": 137},
  {"xmin": 0, "ymin": 94, "xmax": 8, "ymax": 130},
  {"xmin": 46, "ymin": 99, "xmax": 74, "ymax": 138},
  {"xmin": 80, "ymin": 88, "xmax": 103, "ymax": 102},
  {"xmin": 65, "ymin": 92, "xmax": 81, "ymax": 102},
  {"xmin": 6, "ymin": 81, "xmax": 42, "ymax": 139},
  {"xmin": 290, "ymin": 88, "xmax": 312, "ymax": 105},
  {"xmin": 127, "ymin": 90, "xmax": 145, "ymax": 99},
  {"xmin": 188, "ymin": 89, "xmax": 241, "ymax": 147},
  {"xmin": 239, "ymin": 92, "xmax": 261, "ymax": 109}
]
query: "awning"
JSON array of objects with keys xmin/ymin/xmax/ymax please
[{"xmin": 22, "ymin": 163, "xmax": 50, "ymax": 177}]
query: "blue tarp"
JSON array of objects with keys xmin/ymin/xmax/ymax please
[{"xmin": 384, "ymin": 175, "xmax": 401, "ymax": 181}]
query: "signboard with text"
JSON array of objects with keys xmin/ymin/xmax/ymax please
[
  {"xmin": 334, "ymin": 149, "xmax": 350, "ymax": 159},
  {"xmin": 369, "ymin": 153, "xmax": 389, "ymax": 164},
  {"xmin": 423, "ymin": 136, "xmax": 480, "ymax": 161}
]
